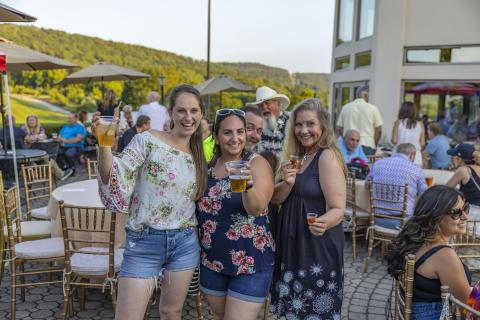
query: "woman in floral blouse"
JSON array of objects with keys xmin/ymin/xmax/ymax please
[
  {"xmin": 21, "ymin": 115, "xmax": 46, "ymax": 148},
  {"xmin": 95, "ymin": 84, "xmax": 208, "ymax": 320},
  {"xmin": 197, "ymin": 108, "xmax": 274, "ymax": 319}
]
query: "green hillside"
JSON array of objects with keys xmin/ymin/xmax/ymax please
[{"xmin": 0, "ymin": 24, "xmax": 330, "ymax": 115}]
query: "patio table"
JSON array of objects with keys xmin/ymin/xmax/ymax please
[{"xmin": 47, "ymin": 179, "xmax": 126, "ymax": 247}]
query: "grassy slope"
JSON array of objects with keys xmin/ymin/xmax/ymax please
[{"xmin": 8, "ymin": 96, "xmax": 67, "ymax": 128}]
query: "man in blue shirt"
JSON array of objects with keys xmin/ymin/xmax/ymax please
[
  {"xmin": 57, "ymin": 113, "xmax": 86, "ymax": 175},
  {"xmin": 423, "ymin": 123, "xmax": 451, "ymax": 169},
  {"xmin": 338, "ymin": 129, "xmax": 369, "ymax": 163},
  {"xmin": 365, "ymin": 143, "xmax": 428, "ymax": 230}
]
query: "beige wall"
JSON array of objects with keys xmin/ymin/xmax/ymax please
[{"xmin": 405, "ymin": 0, "xmax": 480, "ymax": 46}]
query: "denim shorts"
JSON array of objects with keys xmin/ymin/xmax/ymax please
[
  {"xmin": 199, "ymin": 264, "xmax": 273, "ymax": 303},
  {"xmin": 119, "ymin": 227, "xmax": 200, "ymax": 278},
  {"xmin": 411, "ymin": 301, "xmax": 443, "ymax": 320}
]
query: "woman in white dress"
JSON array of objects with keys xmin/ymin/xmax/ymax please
[{"xmin": 391, "ymin": 102, "xmax": 425, "ymax": 167}]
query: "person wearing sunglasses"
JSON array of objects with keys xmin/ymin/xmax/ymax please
[
  {"xmin": 197, "ymin": 108, "xmax": 274, "ymax": 320},
  {"xmin": 386, "ymin": 186, "xmax": 471, "ymax": 320}
]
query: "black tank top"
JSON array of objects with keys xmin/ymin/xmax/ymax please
[
  {"xmin": 460, "ymin": 167, "xmax": 480, "ymax": 206},
  {"xmin": 413, "ymin": 245, "xmax": 471, "ymax": 302}
]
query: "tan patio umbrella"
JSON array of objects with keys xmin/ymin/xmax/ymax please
[
  {"xmin": 58, "ymin": 61, "xmax": 150, "ymax": 85},
  {"xmin": 194, "ymin": 74, "xmax": 253, "ymax": 108},
  {"xmin": 0, "ymin": 39, "xmax": 78, "ymax": 214},
  {"xmin": 0, "ymin": 2, "xmax": 36, "ymax": 22}
]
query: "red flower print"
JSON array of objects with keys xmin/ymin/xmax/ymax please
[
  {"xmin": 201, "ymin": 233, "xmax": 212, "ymax": 248},
  {"xmin": 237, "ymin": 265, "xmax": 249, "ymax": 275},
  {"xmin": 240, "ymin": 224, "xmax": 254, "ymax": 238},
  {"xmin": 254, "ymin": 236, "xmax": 267, "ymax": 251},
  {"xmin": 211, "ymin": 200, "xmax": 222, "ymax": 211},
  {"xmin": 212, "ymin": 260, "xmax": 224, "ymax": 272},
  {"xmin": 199, "ymin": 198, "xmax": 212, "ymax": 213},
  {"xmin": 231, "ymin": 250, "xmax": 246, "ymax": 266},
  {"xmin": 208, "ymin": 185, "xmax": 222, "ymax": 198},
  {"xmin": 255, "ymin": 225, "xmax": 265, "ymax": 236},
  {"xmin": 226, "ymin": 229, "xmax": 240, "ymax": 241},
  {"xmin": 168, "ymin": 172, "xmax": 175, "ymax": 180},
  {"xmin": 203, "ymin": 220, "xmax": 217, "ymax": 233},
  {"xmin": 244, "ymin": 256, "xmax": 254, "ymax": 266}
]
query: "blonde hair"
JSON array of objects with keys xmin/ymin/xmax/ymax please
[
  {"xmin": 280, "ymin": 98, "xmax": 346, "ymax": 175},
  {"xmin": 25, "ymin": 115, "xmax": 40, "ymax": 135},
  {"xmin": 472, "ymin": 151, "xmax": 480, "ymax": 166}
]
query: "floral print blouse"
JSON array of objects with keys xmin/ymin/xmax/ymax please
[
  {"xmin": 21, "ymin": 125, "xmax": 46, "ymax": 148},
  {"xmin": 98, "ymin": 131, "xmax": 198, "ymax": 231},
  {"xmin": 197, "ymin": 163, "xmax": 275, "ymax": 276}
]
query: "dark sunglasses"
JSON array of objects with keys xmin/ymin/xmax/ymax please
[
  {"xmin": 213, "ymin": 109, "xmax": 246, "ymax": 129},
  {"xmin": 448, "ymin": 202, "xmax": 470, "ymax": 220}
]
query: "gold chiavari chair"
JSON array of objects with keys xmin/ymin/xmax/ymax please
[
  {"xmin": 21, "ymin": 163, "xmax": 53, "ymax": 220},
  {"xmin": 394, "ymin": 254, "xmax": 415, "ymax": 320},
  {"xmin": 364, "ymin": 181, "xmax": 408, "ymax": 272},
  {"xmin": 59, "ymin": 201, "xmax": 123, "ymax": 319},
  {"xmin": 441, "ymin": 285, "xmax": 480, "ymax": 319},
  {"xmin": 367, "ymin": 154, "xmax": 383, "ymax": 165},
  {"xmin": 87, "ymin": 158, "xmax": 98, "ymax": 180},
  {"xmin": 343, "ymin": 173, "xmax": 369, "ymax": 260},
  {"xmin": 3, "ymin": 185, "xmax": 64, "ymax": 319},
  {"xmin": 449, "ymin": 219, "xmax": 480, "ymax": 272}
]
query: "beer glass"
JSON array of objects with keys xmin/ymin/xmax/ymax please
[
  {"xmin": 289, "ymin": 155, "xmax": 299, "ymax": 169},
  {"xmin": 425, "ymin": 176, "xmax": 434, "ymax": 187},
  {"xmin": 96, "ymin": 116, "xmax": 117, "ymax": 147},
  {"xmin": 306, "ymin": 212, "xmax": 318, "ymax": 225},
  {"xmin": 225, "ymin": 160, "xmax": 248, "ymax": 192}
]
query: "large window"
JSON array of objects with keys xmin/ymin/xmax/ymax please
[
  {"xmin": 358, "ymin": 0, "xmax": 375, "ymax": 39},
  {"xmin": 406, "ymin": 46, "xmax": 480, "ymax": 64},
  {"xmin": 337, "ymin": 0, "xmax": 354, "ymax": 45},
  {"xmin": 355, "ymin": 51, "xmax": 372, "ymax": 68},
  {"xmin": 335, "ymin": 55, "xmax": 351, "ymax": 71}
]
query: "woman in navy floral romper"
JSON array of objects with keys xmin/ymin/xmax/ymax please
[{"xmin": 197, "ymin": 109, "xmax": 275, "ymax": 319}]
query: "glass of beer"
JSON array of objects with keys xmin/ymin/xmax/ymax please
[
  {"xmin": 51, "ymin": 133, "xmax": 58, "ymax": 139},
  {"xmin": 425, "ymin": 176, "xmax": 434, "ymax": 187},
  {"xmin": 225, "ymin": 160, "xmax": 248, "ymax": 192},
  {"xmin": 289, "ymin": 155, "xmax": 299, "ymax": 169},
  {"xmin": 307, "ymin": 212, "xmax": 318, "ymax": 225},
  {"xmin": 96, "ymin": 116, "xmax": 117, "ymax": 147}
]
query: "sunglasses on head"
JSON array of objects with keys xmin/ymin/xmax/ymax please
[
  {"xmin": 214, "ymin": 109, "xmax": 245, "ymax": 128},
  {"xmin": 449, "ymin": 202, "xmax": 470, "ymax": 220}
]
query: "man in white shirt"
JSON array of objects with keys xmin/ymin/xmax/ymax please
[
  {"xmin": 337, "ymin": 86, "xmax": 383, "ymax": 153},
  {"xmin": 137, "ymin": 91, "xmax": 169, "ymax": 131}
]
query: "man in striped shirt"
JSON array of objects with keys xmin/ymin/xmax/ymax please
[{"xmin": 247, "ymin": 86, "xmax": 290, "ymax": 157}]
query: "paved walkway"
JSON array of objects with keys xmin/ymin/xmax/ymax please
[{"xmin": 0, "ymin": 165, "xmax": 395, "ymax": 319}]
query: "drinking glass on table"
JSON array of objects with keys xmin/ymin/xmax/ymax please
[
  {"xmin": 425, "ymin": 176, "xmax": 434, "ymax": 187},
  {"xmin": 96, "ymin": 116, "xmax": 117, "ymax": 147},
  {"xmin": 225, "ymin": 160, "xmax": 248, "ymax": 192},
  {"xmin": 51, "ymin": 133, "xmax": 58, "ymax": 139}
]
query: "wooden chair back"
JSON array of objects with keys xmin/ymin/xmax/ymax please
[
  {"xmin": 3, "ymin": 186, "xmax": 22, "ymax": 245},
  {"xmin": 346, "ymin": 172, "xmax": 357, "ymax": 217},
  {"xmin": 450, "ymin": 219, "xmax": 480, "ymax": 271},
  {"xmin": 367, "ymin": 154, "xmax": 382, "ymax": 164},
  {"xmin": 87, "ymin": 159, "xmax": 98, "ymax": 180},
  {"xmin": 368, "ymin": 181, "xmax": 409, "ymax": 228},
  {"xmin": 441, "ymin": 285, "xmax": 480, "ymax": 319},
  {"xmin": 394, "ymin": 254, "xmax": 415, "ymax": 320},
  {"xmin": 21, "ymin": 163, "xmax": 53, "ymax": 219},
  {"xmin": 59, "ymin": 201, "xmax": 116, "ymax": 278}
]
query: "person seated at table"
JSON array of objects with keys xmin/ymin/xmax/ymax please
[
  {"xmin": 422, "ymin": 123, "xmax": 451, "ymax": 170},
  {"xmin": 117, "ymin": 115, "xmax": 151, "ymax": 153},
  {"xmin": 97, "ymin": 89, "xmax": 120, "ymax": 116},
  {"xmin": 338, "ymin": 129, "xmax": 369, "ymax": 164},
  {"xmin": 0, "ymin": 116, "xmax": 25, "ymax": 149},
  {"xmin": 386, "ymin": 186, "xmax": 471, "ymax": 320},
  {"xmin": 446, "ymin": 143, "xmax": 480, "ymax": 218},
  {"xmin": 21, "ymin": 115, "xmax": 46, "ymax": 148},
  {"xmin": 56, "ymin": 113, "xmax": 86, "ymax": 176},
  {"xmin": 365, "ymin": 143, "xmax": 428, "ymax": 230}
]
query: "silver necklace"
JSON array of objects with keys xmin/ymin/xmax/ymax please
[{"xmin": 300, "ymin": 150, "xmax": 319, "ymax": 166}]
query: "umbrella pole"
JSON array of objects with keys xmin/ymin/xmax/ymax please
[
  {"xmin": 3, "ymin": 73, "xmax": 23, "ymax": 218},
  {"xmin": 0, "ymin": 76, "xmax": 6, "ymax": 154}
]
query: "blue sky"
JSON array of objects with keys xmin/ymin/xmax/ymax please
[{"xmin": 6, "ymin": 0, "xmax": 335, "ymax": 73}]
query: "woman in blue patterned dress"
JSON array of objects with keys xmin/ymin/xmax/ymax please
[
  {"xmin": 197, "ymin": 108, "xmax": 275, "ymax": 319},
  {"xmin": 270, "ymin": 99, "xmax": 346, "ymax": 320}
]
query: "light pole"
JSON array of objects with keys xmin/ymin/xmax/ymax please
[
  {"xmin": 206, "ymin": 0, "xmax": 211, "ymax": 80},
  {"xmin": 159, "ymin": 75, "xmax": 165, "ymax": 105}
]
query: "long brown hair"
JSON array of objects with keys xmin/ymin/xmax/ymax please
[
  {"xmin": 100, "ymin": 89, "xmax": 118, "ymax": 111},
  {"xmin": 398, "ymin": 101, "xmax": 417, "ymax": 129},
  {"xmin": 167, "ymin": 84, "xmax": 207, "ymax": 200},
  {"xmin": 281, "ymin": 98, "xmax": 346, "ymax": 176}
]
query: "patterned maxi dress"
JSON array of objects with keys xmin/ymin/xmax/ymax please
[{"xmin": 270, "ymin": 150, "xmax": 345, "ymax": 320}]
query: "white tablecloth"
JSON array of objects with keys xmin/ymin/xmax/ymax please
[
  {"xmin": 355, "ymin": 169, "xmax": 455, "ymax": 211},
  {"xmin": 47, "ymin": 179, "xmax": 126, "ymax": 247}
]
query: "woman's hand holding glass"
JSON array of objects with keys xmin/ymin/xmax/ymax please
[
  {"xmin": 308, "ymin": 215, "xmax": 328, "ymax": 236},
  {"xmin": 280, "ymin": 160, "xmax": 297, "ymax": 186}
]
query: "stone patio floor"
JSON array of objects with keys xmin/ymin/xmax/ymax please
[{"xmin": 0, "ymin": 164, "xmax": 396, "ymax": 319}]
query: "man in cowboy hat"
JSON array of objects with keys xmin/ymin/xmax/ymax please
[{"xmin": 247, "ymin": 86, "xmax": 290, "ymax": 156}]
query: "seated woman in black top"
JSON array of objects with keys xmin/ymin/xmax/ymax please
[{"xmin": 386, "ymin": 186, "xmax": 471, "ymax": 320}]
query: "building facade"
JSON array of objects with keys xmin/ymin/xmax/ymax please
[{"xmin": 330, "ymin": 0, "xmax": 480, "ymax": 143}]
